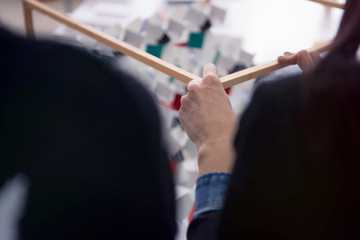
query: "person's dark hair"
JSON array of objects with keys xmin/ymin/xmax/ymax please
[
  {"xmin": 303, "ymin": 0, "xmax": 360, "ymax": 154},
  {"xmin": 219, "ymin": 1, "xmax": 360, "ymax": 239},
  {"xmin": 300, "ymin": 0, "xmax": 360, "ymax": 237}
]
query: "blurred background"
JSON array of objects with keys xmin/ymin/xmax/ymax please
[
  {"xmin": 0, "ymin": 0, "xmax": 344, "ymax": 62},
  {"xmin": 0, "ymin": 0, "xmax": 83, "ymax": 34},
  {"xmin": 0, "ymin": 1, "xmax": 346, "ymax": 239}
]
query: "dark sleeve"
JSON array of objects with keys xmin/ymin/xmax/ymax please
[
  {"xmin": 187, "ymin": 211, "xmax": 223, "ymax": 240},
  {"xmin": 0, "ymin": 39, "xmax": 176, "ymax": 240},
  {"xmin": 187, "ymin": 173, "xmax": 231, "ymax": 240}
]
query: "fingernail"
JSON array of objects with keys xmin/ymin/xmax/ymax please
[
  {"xmin": 278, "ymin": 56, "xmax": 284, "ymax": 58},
  {"xmin": 284, "ymin": 52, "xmax": 291, "ymax": 54}
]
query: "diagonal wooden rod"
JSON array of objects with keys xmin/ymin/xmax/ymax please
[
  {"xmin": 308, "ymin": 0, "xmax": 345, "ymax": 9},
  {"xmin": 22, "ymin": 0, "xmax": 201, "ymax": 84},
  {"xmin": 23, "ymin": 2, "xmax": 35, "ymax": 37},
  {"xmin": 220, "ymin": 42, "xmax": 332, "ymax": 88},
  {"xmin": 23, "ymin": 0, "xmax": 340, "ymax": 89}
]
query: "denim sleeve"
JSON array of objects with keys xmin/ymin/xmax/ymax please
[{"xmin": 192, "ymin": 172, "xmax": 231, "ymax": 220}]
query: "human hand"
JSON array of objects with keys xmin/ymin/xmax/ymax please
[
  {"xmin": 179, "ymin": 64, "xmax": 237, "ymax": 176},
  {"xmin": 179, "ymin": 63, "xmax": 237, "ymax": 150},
  {"xmin": 278, "ymin": 50, "xmax": 321, "ymax": 73}
]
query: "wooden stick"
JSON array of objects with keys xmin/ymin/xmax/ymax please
[
  {"xmin": 220, "ymin": 41, "xmax": 332, "ymax": 88},
  {"xmin": 37, "ymin": 0, "xmax": 62, "ymax": 2},
  {"xmin": 22, "ymin": 0, "xmax": 201, "ymax": 84},
  {"xmin": 308, "ymin": 0, "xmax": 345, "ymax": 9},
  {"xmin": 221, "ymin": 60, "xmax": 286, "ymax": 88},
  {"xmin": 23, "ymin": 0, "xmax": 338, "ymax": 89},
  {"xmin": 23, "ymin": 2, "xmax": 35, "ymax": 38}
]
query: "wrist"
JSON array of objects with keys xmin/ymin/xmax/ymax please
[{"xmin": 197, "ymin": 140, "xmax": 235, "ymax": 177}]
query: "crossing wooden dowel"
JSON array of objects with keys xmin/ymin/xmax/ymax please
[
  {"xmin": 22, "ymin": 0, "xmax": 201, "ymax": 84},
  {"xmin": 22, "ymin": 0, "xmax": 340, "ymax": 89},
  {"xmin": 308, "ymin": 0, "xmax": 345, "ymax": 9},
  {"xmin": 220, "ymin": 41, "xmax": 332, "ymax": 89},
  {"xmin": 23, "ymin": 2, "xmax": 35, "ymax": 38}
]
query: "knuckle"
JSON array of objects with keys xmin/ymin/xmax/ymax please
[
  {"xmin": 206, "ymin": 72, "xmax": 218, "ymax": 80},
  {"xmin": 297, "ymin": 50, "xmax": 308, "ymax": 57},
  {"xmin": 180, "ymin": 95, "xmax": 186, "ymax": 104},
  {"xmin": 178, "ymin": 108, "xmax": 184, "ymax": 119},
  {"xmin": 203, "ymin": 73, "xmax": 219, "ymax": 85},
  {"xmin": 180, "ymin": 95, "xmax": 190, "ymax": 108},
  {"xmin": 178, "ymin": 108, "xmax": 187, "ymax": 124},
  {"xmin": 187, "ymin": 83, "xmax": 199, "ymax": 93},
  {"xmin": 178, "ymin": 111, "xmax": 185, "ymax": 125},
  {"xmin": 309, "ymin": 50, "xmax": 320, "ymax": 57}
]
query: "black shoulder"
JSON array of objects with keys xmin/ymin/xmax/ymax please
[
  {"xmin": 233, "ymin": 74, "xmax": 303, "ymax": 175},
  {"xmin": 220, "ymin": 75, "xmax": 306, "ymax": 239},
  {"xmin": 250, "ymin": 74, "xmax": 302, "ymax": 109},
  {"xmin": 34, "ymin": 37, "xmax": 161, "ymax": 128}
]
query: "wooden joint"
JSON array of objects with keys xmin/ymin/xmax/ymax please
[{"xmin": 21, "ymin": 0, "xmax": 341, "ymax": 88}]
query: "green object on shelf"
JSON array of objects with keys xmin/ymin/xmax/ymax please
[
  {"xmin": 169, "ymin": 64, "xmax": 181, "ymax": 83},
  {"xmin": 212, "ymin": 50, "xmax": 221, "ymax": 65},
  {"xmin": 187, "ymin": 32, "xmax": 205, "ymax": 49},
  {"xmin": 146, "ymin": 44, "xmax": 163, "ymax": 58}
]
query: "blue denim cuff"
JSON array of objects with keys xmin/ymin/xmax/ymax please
[{"xmin": 192, "ymin": 172, "xmax": 231, "ymax": 220}]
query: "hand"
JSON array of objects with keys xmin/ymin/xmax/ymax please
[
  {"xmin": 278, "ymin": 50, "xmax": 321, "ymax": 73},
  {"xmin": 179, "ymin": 64, "xmax": 237, "ymax": 176},
  {"xmin": 179, "ymin": 63, "xmax": 237, "ymax": 149}
]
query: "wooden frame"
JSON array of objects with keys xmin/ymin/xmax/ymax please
[
  {"xmin": 308, "ymin": 0, "xmax": 345, "ymax": 9},
  {"xmin": 22, "ymin": 0, "xmax": 344, "ymax": 88}
]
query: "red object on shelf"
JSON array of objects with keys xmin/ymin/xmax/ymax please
[
  {"xmin": 188, "ymin": 203, "xmax": 195, "ymax": 222},
  {"xmin": 170, "ymin": 161, "xmax": 178, "ymax": 174},
  {"xmin": 159, "ymin": 100, "xmax": 173, "ymax": 109},
  {"xmin": 225, "ymin": 87, "xmax": 231, "ymax": 95},
  {"xmin": 173, "ymin": 94, "xmax": 182, "ymax": 110},
  {"xmin": 174, "ymin": 42, "xmax": 188, "ymax": 47}
]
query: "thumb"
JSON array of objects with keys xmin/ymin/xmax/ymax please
[{"xmin": 202, "ymin": 63, "xmax": 221, "ymax": 86}]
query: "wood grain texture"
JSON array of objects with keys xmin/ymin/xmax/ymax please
[
  {"xmin": 308, "ymin": 0, "xmax": 345, "ymax": 9},
  {"xmin": 36, "ymin": 0, "xmax": 62, "ymax": 2},
  {"xmin": 220, "ymin": 41, "xmax": 332, "ymax": 88},
  {"xmin": 23, "ymin": 0, "xmax": 340, "ymax": 89},
  {"xmin": 23, "ymin": 2, "xmax": 35, "ymax": 38},
  {"xmin": 22, "ymin": 0, "xmax": 201, "ymax": 84},
  {"xmin": 220, "ymin": 60, "xmax": 286, "ymax": 88}
]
